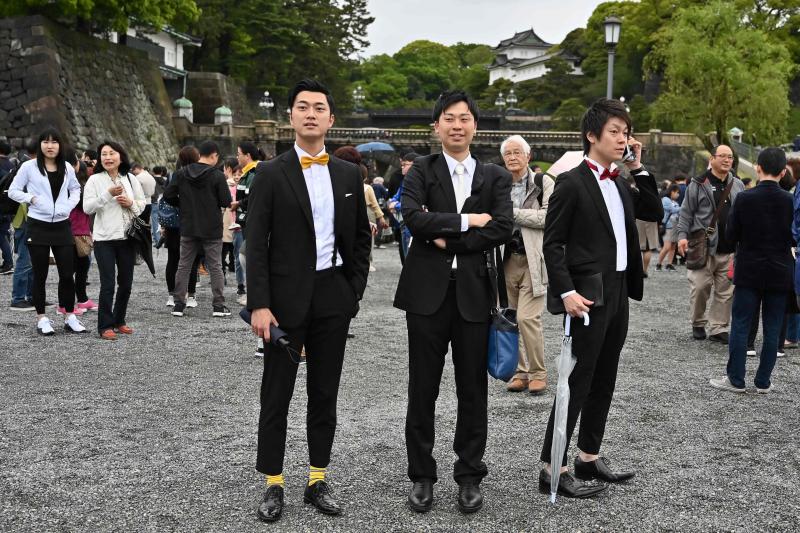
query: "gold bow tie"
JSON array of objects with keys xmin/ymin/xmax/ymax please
[{"xmin": 300, "ymin": 153, "xmax": 330, "ymax": 169}]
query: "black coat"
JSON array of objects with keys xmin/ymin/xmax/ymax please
[
  {"xmin": 244, "ymin": 149, "xmax": 372, "ymax": 328},
  {"xmin": 727, "ymin": 180, "xmax": 794, "ymax": 291},
  {"xmin": 393, "ymin": 153, "xmax": 513, "ymax": 322},
  {"xmin": 163, "ymin": 163, "xmax": 232, "ymax": 239},
  {"xmin": 543, "ymin": 161, "xmax": 662, "ymax": 308}
]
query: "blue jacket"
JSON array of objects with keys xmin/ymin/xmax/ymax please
[
  {"xmin": 8, "ymin": 159, "xmax": 81, "ymax": 223},
  {"xmin": 661, "ymin": 196, "xmax": 680, "ymax": 229}
]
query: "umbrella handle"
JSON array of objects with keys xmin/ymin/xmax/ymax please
[{"xmin": 564, "ymin": 312, "xmax": 590, "ymax": 336}]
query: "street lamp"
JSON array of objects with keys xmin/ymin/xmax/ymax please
[
  {"xmin": 603, "ymin": 15, "xmax": 622, "ymax": 99},
  {"xmin": 506, "ymin": 88, "xmax": 518, "ymax": 109},
  {"xmin": 258, "ymin": 90, "xmax": 274, "ymax": 119},
  {"xmin": 495, "ymin": 92, "xmax": 506, "ymax": 112},
  {"xmin": 352, "ymin": 85, "xmax": 366, "ymax": 113},
  {"xmin": 619, "ymin": 95, "xmax": 630, "ymax": 113}
]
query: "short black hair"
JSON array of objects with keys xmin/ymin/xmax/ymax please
[
  {"xmin": 288, "ymin": 79, "xmax": 336, "ymax": 115},
  {"xmin": 83, "ymin": 149, "xmax": 98, "ymax": 160},
  {"xmin": 152, "ymin": 165, "xmax": 167, "ymax": 176},
  {"xmin": 432, "ymin": 90, "xmax": 480, "ymax": 123},
  {"xmin": 402, "ymin": 152, "xmax": 422, "ymax": 163},
  {"xmin": 94, "ymin": 140, "xmax": 131, "ymax": 175},
  {"xmin": 758, "ymin": 147, "xmax": 787, "ymax": 177},
  {"xmin": 0, "ymin": 140, "xmax": 10, "ymax": 156},
  {"xmin": 130, "ymin": 161, "xmax": 143, "ymax": 171},
  {"xmin": 198, "ymin": 140, "xmax": 219, "ymax": 157},
  {"xmin": 580, "ymin": 98, "xmax": 632, "ymax": 155},
  {"xmin": 710, "ymin": 144, "xmax": 734, "ymax": 156},
  {"xmin": 223, "ymin": 157, "xmax": 238, "ymax": 171},
  {"xmin": 667, "ymin": 184, "xmax": 681, "ymax": 195}
]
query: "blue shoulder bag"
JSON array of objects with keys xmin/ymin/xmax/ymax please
[{"xmin": 486, "ymin": 247, "xmax": 519, "ymax": 381}]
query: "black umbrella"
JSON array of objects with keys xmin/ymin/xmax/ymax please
[{"xmin": 127, "ymin": 216, "xmax": 155, "ymax": 277}]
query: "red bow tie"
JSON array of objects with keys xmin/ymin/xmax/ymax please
[{"xmin": 586, "ymin": 160, "xmax": 619, "ymax": 180}]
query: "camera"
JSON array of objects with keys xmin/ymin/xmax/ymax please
[{"xmin": 507, "ymin": 230, "xmax": 525, "ymax": 254}]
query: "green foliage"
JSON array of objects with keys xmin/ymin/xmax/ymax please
[
  {"xmin": 649, "ymin": 0, "xmax": 795, "ymax": 145},
  {"xmin": 0, "ymin": 0, "xmax": 200, "ymax": 33},
  {"xmin": 552, "ymin": 98, "xmax": 586, "ymax": 130}
]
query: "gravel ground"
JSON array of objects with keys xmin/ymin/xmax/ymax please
[{"xmin": 1, "ymin": 246, "xmax": 799, "ymax": 532}]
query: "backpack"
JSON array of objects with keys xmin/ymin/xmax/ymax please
[
  {"xmin": 0, "ymin": 160, "xmax": 22, "ymax": 216},
  {"xmin": 157, "ymin": 171, "xmax": 180, "ymax": 229}
]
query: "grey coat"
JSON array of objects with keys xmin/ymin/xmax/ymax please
[
  {"xmin": 512, "ymin": 169, "xmax": 555, "ymax": 297},
  {"xmin": 675, "ymin": 172, "xmax": 744, "ymax": 255}
]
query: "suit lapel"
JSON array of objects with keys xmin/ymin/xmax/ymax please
[
  {"xmin": 281, "ymin": 149, "xmax": 314, "ymax": 230},
  {"xmin": 461, "ymin": 159, "xmax": 486, "ymax": 213},
  {"xmin": 577, "ymin": 161, "xmax": 614, "ymax": 237},
  {"xmin": 433, "ymin": 154, "xmax": 458, "ymax": 213}
]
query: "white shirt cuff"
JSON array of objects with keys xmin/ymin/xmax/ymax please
[
  {"xmin": 460, "ymin": 214, "xmax": 469, "ymax": 232},
  {"xmin": 561, "ymin": 290, "xmax": 576, "ymax": 299}
]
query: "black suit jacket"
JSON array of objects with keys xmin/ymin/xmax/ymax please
[
  {"xmin": 245, "ymin": 149, "xmax": 372, "ymax": 328},
  {"xmin": 726, "ymin": 181, "xmax": 794, "ymax": 291},
  {"xmin": 543, "ymin": 161, "xmax": 662, "ymax": 311},
  {"xmin": 393, "ymin": 153, "xmax": 513, "ymax": 322}
]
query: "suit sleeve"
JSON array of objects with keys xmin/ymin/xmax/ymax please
[
  {"xmin": 350, "ymin": 172, "xmax": 373, "ymax": 299},
  {"xmin": 631, "ymin": 168, "xmax": 663, "ymax": 222},
  {"xmin": 442, "ymin": 168, "xmax": 513, "ymax": 254},
  {"xmin": 245, "ymin": 165, "xmax": 273, "ymax": 310},
  {"xmin": 401, "ymin": 164, "xmax": 463, "ymax": 239},
  {"xmin": 542, "ymin": 174, "xmax": 579, "ymax": 296}
]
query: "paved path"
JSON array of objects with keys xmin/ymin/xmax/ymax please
[{"xmin": 1, "ymin": 247, "xmax": 799, "ymax": 532}]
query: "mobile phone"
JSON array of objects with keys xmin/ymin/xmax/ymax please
[{"xmin": 622, "ymin": 144, "xmax": 637, "ymax": 162}]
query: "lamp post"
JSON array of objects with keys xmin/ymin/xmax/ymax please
[
  {"xmin": 506, "ymin": 88, "xmax": 518, "ymax": 110},
  {"xmin": 619, "ymin": 95, "xmax": 630, "ymax": 113},
  {"xmin": 352, "ymin": 85, "xmax": 366, "ymax": 113},
  {"xmin": 258, "ymin": 90, "xmax": 274, "ymax": 119},
  {"xmin": 495, "ymin": 92, "xmax": 506, "ymax": 113},
  {"xmin": 603, "ymin": 15, "xmax": 622, "ymax": 99}
]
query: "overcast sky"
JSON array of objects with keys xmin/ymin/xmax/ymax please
[{"xmin": 364, "ymin": 0, "xmax": 606, "ymax": 57}]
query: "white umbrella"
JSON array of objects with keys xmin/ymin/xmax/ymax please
[
  {"xmin": 550, "ymin": 311, "xmax": 590, "ymax": 504},
  {"xmin": 546, "ymin": 151, "xmax": 584, "ymax": 179}
]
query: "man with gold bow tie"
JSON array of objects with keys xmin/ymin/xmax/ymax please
[
  {"xmin": 245, "ymin": 79, "xmax": 372, "ymax": 523},
  {"xmin": 538, "ymin": 98, "xmax": 662, "ymax": 498}
]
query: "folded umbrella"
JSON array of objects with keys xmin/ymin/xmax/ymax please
[
  {"xmin": 546, "ymin": 150, "xmax": 584, "ymax": 179},
  {"xmin": 126, "ymin": 216, "xmax": 155, "ymax": 277},
  {"xmin": 550, "ymin": 311, "xmax": 589, "ymax": 504}
]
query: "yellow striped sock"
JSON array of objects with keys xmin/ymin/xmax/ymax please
[
  {"xmin": 266, "ymin": 474, "xmax": 284, "ymax": 487},
  {"xmin": 308, "ymin": 466, "xmax": 327, "ymax": 486}
]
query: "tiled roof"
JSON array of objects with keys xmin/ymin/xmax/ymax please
[{"xmin": 493, "ymin": 29, "xmax": 552, "ymax": 50}]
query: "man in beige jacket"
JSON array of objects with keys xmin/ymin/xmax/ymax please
[{"xmin": 501, "ymin": 135, "xmax": 554, "ymax": 394}]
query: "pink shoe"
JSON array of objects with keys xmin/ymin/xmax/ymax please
[
  {"xmin": 76, "ymin": 299, "xmax": 98, "ymax": 311},
  {"xmin": 57, "ymin": 306, "xmax": 86, "ymax": 316}
]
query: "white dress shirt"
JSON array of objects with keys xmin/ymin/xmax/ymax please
[
  {"xmin": 294, "ymin": 144, "xmax": 343, "ymax": 271},
  {"xmin": 441, "ymin": 151, "xmax": 476, "ymax": 268},
  {"xmin": 561, "ymin": 157, "xmax": 628, "ymax": 300}
]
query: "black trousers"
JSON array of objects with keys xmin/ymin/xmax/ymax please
[
  {"xmin": 164, "ymin": 227, "xmax": 198, "ymax": 294},
  {"xmin": 73, "ymin": 247, "xmax": 91, "ymax": 303},
  {"xmin": 256, "ymin": 268, "xmax": 354, "ymax": 475},
  {"xmin": 94, "ymin": 240, "xmax": 135, "ymax": 332},
  {"xmin": 405, "ymin": 279, "xmax": 489, "ymax": 485},
  {"xmin": 29, "ymin": 244, "xmax": 75, "ymax": 314},
  {"xmin": 540, "ymin": 272, "xmax": 629, "ymax": 466}
]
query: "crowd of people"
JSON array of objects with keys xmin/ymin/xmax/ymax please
[{"xmin": 1, "ymin": 78, "xmax": 797, "ymax": 521}]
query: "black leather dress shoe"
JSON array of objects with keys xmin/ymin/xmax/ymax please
[
  {"xmin": 538, "ymin": 469, "xmax": 607, "ymax": 499},
  {"xmin": 574, "ymin": 456, "xmax": 635, "ymax": 483},
  {"xmin": 708, "ymin": 332, "xmax": 729, "ymax": 344},
  {"xmin": 693, "ymin": 327, "xmax": 707, "ymax": 340},
  {"xmin": 256, "ymin": 485, "xmax": 284, "ymax": 522},
  {"xmin": 457, "ymin": 483, "xmax": 483, "ymax": 514},
  {"xmin": 304, "ymin": 481, "xmax": 342, "ymax": 515},
  {"xmin": 408, "ymin": 481, "xmax": 433, "ymax": 513}
]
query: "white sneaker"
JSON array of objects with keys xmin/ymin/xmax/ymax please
[
  {"xmin": 37, "ymin": 317, "xmax": 55, "ymax": 336},
  {"xmin": 746, "ymin": 349, "xmax": 757, "ymax": 357},
  {"xmin": 709, "ymin": 376, "xmax": 746, "ymax": 393},
  {"xmin": 64, "ymin": 314, "xmax": 87, "ymax": 333},
  {"xmin": 369, "ymin": 264, "xmax": 377, "ymax": 272},
  {"xmin": 186, "ymin": 296, "xmax": 198, "ymax": 308},
  {"xmin": 237, "ymin": 294, "xmax": 247, "ymax": 306},
  {"xmin": 777, "ymin": 352, "xmax": 786, "ymax": 358},
  {"xmin": 756, "ymin": 383, "xmax": 774, "ymax": 394},
  {"xmin": 166, "ymin": 295, "xmax": 175, "ymax": 307}
]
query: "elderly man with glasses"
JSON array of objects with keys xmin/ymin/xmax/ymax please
[
  {"xmin": 676, "ymin": 144, "xmax": 745, "ymax": 344},
  {"xmin": 500, "ymin": 135, "xmax": 554, "ymax": 394}
]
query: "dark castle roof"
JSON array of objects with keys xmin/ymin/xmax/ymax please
[{"xmin": 493, "ymin": 29, "xmax": 552, "ymax": 51}]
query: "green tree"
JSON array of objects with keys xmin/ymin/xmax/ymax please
[
  {"xmin": 0, "ymin": 0, "xmax": 199, "ymax": 33},
  {"xmin": 394, "ymin": 40, "xmax": 459, "ymax": 100},
  {"xmin": 552, "ymin": 98, "xmax": 586, "ymax": 130},
  {"xmin": 649, "ymin": 0, "xmax": 795, "ymax": 145}
]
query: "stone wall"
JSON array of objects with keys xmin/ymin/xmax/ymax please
[
  {"xmin": 0, "ymin": 15, "xmax": 178, "ymax": 168},
  {"xmin": 185, "ymin": 72, "xmax": 255, "ymax": 125}
]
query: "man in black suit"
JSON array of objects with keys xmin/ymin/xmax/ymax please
[
  {"xmin": 246, "ymin": 79, "xmax": 372, "ymax": 522},
  {"xmin": 538, "ymin": 98, "xmax": 662, "ymax": 498},
  {"xmin": 394, "ymin": 90, "xmax": 513, "ymax": 514},
  {"xmin": 709, "ymin": 147, "xmax": 794, "ymax": 394}
]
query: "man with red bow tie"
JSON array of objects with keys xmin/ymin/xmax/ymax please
[{"xmin": 537, "ymin": 98, "xmax": 663, "ymax": 498}]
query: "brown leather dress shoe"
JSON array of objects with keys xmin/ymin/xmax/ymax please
[
  {"xmin": 116, "ymin": 325, "xmax": 133, "ymax": 334},
  {"xmin": 528, "ymin": 379, "xmax": 547, "ymax": 395},
  {"xmin": 507, "ymin": 378, "xmax": 528, "ymax": 392},
  {"xmin": 100, "ymin": 329, "xmax": 117, "ymax": 341}
]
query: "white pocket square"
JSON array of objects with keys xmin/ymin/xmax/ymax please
[{"xmin": 345, "ymin": 193, "xmax": 353, "ymax": 198}]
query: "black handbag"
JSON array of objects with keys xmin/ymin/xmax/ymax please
[{"xmin": 486, "ymin": 248, "xmax": 519, "ymax": 381}]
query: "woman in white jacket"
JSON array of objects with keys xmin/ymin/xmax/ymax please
[
  {"xmin": 8, "ymin": 127, "xmax": 86, "ymax": 335},
  {"xmin": 83, "ymin": 141, "xmax": 146, "ymax": 340}
]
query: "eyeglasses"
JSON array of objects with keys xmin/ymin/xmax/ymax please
[
  {"xmin": 714, "ymin": 154, "xmax": 734, "ymax": 160},
  {"xmin": 502, "ymin": 150, "xmax": 526, "ymax": 158}
]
